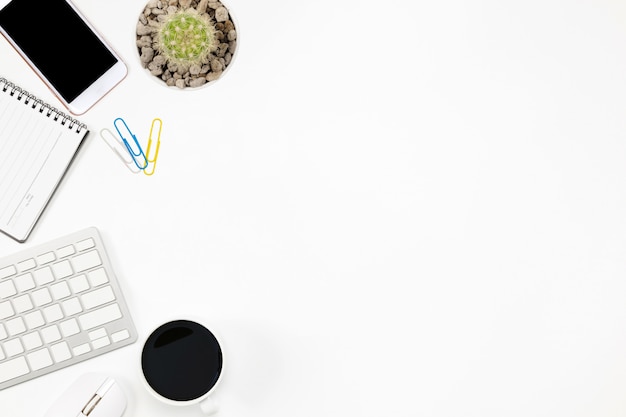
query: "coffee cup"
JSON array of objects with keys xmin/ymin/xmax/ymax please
[{"xmin": 140, "ymin": 319, "xmax": 223, "ymax": 415}]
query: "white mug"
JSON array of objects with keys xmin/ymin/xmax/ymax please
[{"xmin": 140, "ymin": 319, "xmax": 224, "ymax": 415}]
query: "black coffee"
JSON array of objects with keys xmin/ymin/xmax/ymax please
[{"xmin": 141, "ymin": 320, "xmax": 223, "ymax": 401}]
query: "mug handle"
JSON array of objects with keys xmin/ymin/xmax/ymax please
[{"xmin": 200, "ymin": 396, "xmax": 219, "ymax": 415}]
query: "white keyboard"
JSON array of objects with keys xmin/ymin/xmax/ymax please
[{"xmin": 0, "ymin": 228, "xmax": 137, "ymax": 390}]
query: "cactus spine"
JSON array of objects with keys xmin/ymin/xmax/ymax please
[{"xmin": 157, "ymin": 9, "xmax": 217, "ymax": 69}]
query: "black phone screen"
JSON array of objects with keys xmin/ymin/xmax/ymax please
[{"xmin": 0, "ymin": 0, "xmax": 118, "ymax": 102}]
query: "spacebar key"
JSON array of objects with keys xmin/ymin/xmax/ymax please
[
  {"xmin": 0, "ymin": 356, "xmax": 29, "ymax": 383},
  {"xmin": 78, "ymin": 304, "xmax": 122, "ymax": 330}
]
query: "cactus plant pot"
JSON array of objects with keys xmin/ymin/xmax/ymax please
[{"xmin": 136, "ymin": 0, "xmax": 237, "ymax": 89}]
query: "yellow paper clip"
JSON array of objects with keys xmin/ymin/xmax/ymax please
[{"xmin": 144, "ymin": 118, "xmax": 162, "ymax": 176}]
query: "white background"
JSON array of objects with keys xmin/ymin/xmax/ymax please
[{"xmin": 1, "ymin": 0, "xmax": 626, "ymax": 416}]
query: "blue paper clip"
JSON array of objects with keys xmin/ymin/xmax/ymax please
[
  {"xmin": 114, "ymin": 117, "xmax": 148, "ymax": 170},
  {"xmin": 144, "ymin": 118, "xmax": 162, "ymax": 176}
]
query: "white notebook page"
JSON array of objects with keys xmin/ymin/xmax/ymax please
[{"xmin": 0, "ymin": 82, "xmax": 87, "ymax": 242}]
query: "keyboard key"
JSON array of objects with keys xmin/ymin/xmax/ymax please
[
  {"xmin": 16, "ymin": 259, "xmax": 36, "ymax": 272},
  {"xmin": 75, "ymin": 238, "xmax": 95, "ymax": 251},
  {"xmin": 79, "ymin": 304, "xmax": 121, "ymax": 330},
  {"xmin": 43, "ymin": 304, "xmax": 64, "ymax": 323},
  {"xmin": 111, "ymin": 329, "xmax": 130, "ymax": 343},
  {"xmin": 87, "ymin": 268, "xmax": 109, "ymax": 287},
  {"xmin": 24, "ymin": 310, "xmax": 45, "ymax": 329},
  {"xmin": 0, "ymin": 280, "xmax": 16, "ymax": 299},
  {"xmin": 50, "ymin": 342, "xmax": 71, "ymax": 363},
  {"xmin": 4, "ymin": 338, "xmax": 24, "ymax": 356},
  {"xmin": 71, "ymin": 250, "xmax": 102, "ymax": 273},
  {"xmin": 59, "ymin": 318, "xmax": 80, "ymax": 337},
  {"xmin": 0, "ymin": 357, "xmax": 29, "ymax": 383},
  {"xmin": 50, "ymin": 282, "xmax": 71, "ymax": 300},
  {"xmin": 62, "ymin": 298, "xmax": 83, "ymax": 316},
  {"xmin": 82, "ymin": 286, "xmax": 115, "ymax": 310},
  {"xmin": 52, "ymin": 261, "xmax": 73, "ymax": 279},
  {"xmin": 31, "ymin": 288, "xmax": 52, "ymax": 307},
  {"xmin": 41, "ymin": 325, "xmax": 61, "ymax": 343},
  {"xmin": 36, "ymin": 252, "xmax": 56, "ymax": 265},
  {"xmin": 27, "ymin": 348, "xmax": 53, "ymax": 371},
  {"xmin": 68, "ymin": 275, "xmax": 89, "ymax": 293},
  {"xmin": 56, "ymin": 245, "xmax": 75, "ymax": 258},
  {"xmin": 0, "ymin": 265, "xmax": 16, "ymax": 279},
  {"xmin": 88, "ymin": 328, "xmax": 107, "ymax": 341},
  {"xmin": 22, "ymin": 332, "xmax": 43, "ymax": 350},
  {"xmin": 14, "ymin": 273, "xmax": 35, "ymax": 292},
  {"xmin": 33, "ymin": 267, "xmax": 54, "ymax": 286},
  {"xmin": 72, "ymin": 343, "xmax": 91, "ymax": 356},
  {"xmin": 0, "ymin": 323, "xmax": 7, "ymax": 340},
  {"xmin": 6, "ymin": 317, "xmax": 26, "ymax": 336},
  {"xmin": 92, "ymin": 336, "xmax": 110, "ymax": 349},
  {"xmin": 0, "ymin": 301, "xmax": 15, "ymax": 319},
  {"xmin": 13, "ymin": 294, "xmax": 33, "ymax": 313}
]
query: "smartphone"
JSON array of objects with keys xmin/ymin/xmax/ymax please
[{"xmin": 0, "ymin": 0, "xmax": 127, "ymax": 115}]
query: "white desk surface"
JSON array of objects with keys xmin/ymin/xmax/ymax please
[{"xmin": 2, "ymin": 0, "xmax": 626, "ymax": 415}]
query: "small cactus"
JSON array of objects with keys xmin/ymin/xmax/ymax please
[{"xmin": 156, "ymin": 9, "xmax": 217, "ymax": 69}]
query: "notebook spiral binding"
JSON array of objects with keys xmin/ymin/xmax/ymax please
[{"xmin": 0, "ymin": 77, "xmax": 87, "ymax": 134}]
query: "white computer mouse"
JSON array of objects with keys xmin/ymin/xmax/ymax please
[{"xmin": 43, "ymin": 373, "xmax": 127, "ymax": 417}]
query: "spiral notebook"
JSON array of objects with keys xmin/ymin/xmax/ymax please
[{"xmin": 0, "ymin": 77, "xmax": 88, "ymax": 242}]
